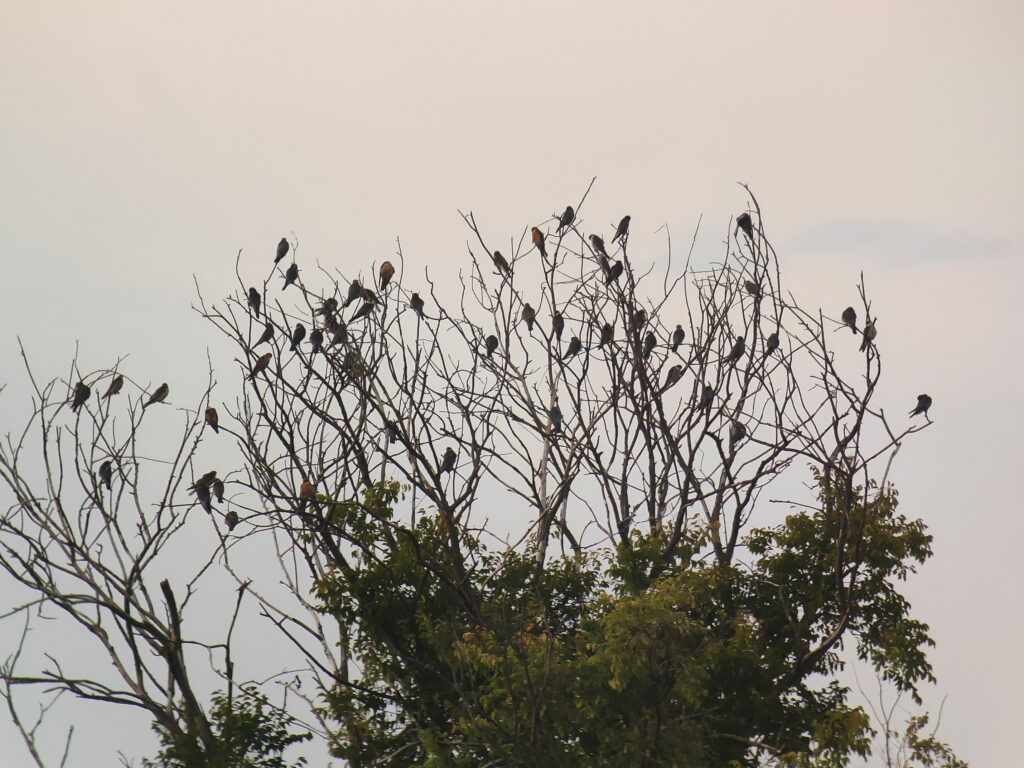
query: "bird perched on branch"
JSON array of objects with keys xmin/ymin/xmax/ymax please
[
  {"xmin": 410, "ymin": 292, "xmax": 425, "ymax": 317},
  {"xmin": 860, "ymin": 319, "xmax": 877, "ymax": 352},
  {"xmin": 379, "ymin": 261, "xmax": 395, "ymax": 290},
  {"xmin": 343, "ymin": 279, "xmax": 363, "ymax": 308},
  {"xmin": 607, "ymin": 261, "xmax": 624, "ymax": 285},
  {"xmin": 70, "ymin": 381, "xmax": 91, "ymax": 413},
  {"xmin": 492, "ymin": 250, "xmax": 510, "ymax": 276},
  {"xmin": 212, "ymin": 478, "xmax": 225, "ymax": 504},
  {"xmin": 736, "ymin": 213, "xmax": 754, "ymax": 240},
  {"xmin": 256, "ymin": 322, "xmax": 274, "ymax": 346},
  {"xmin": 662, "ymin": 364, "xmax": 683, "ymax": 392},
  {"xmin": 350, "ymin": 300, "xmax": 377, "ymax": 323},
  {"xmin": 552, "ymin": 311, "xmax": 564, "ymax": 340},
  {"xmin": 599, "ymin": 322, "xmax": 614, "ymax": 349},
  {"xmin": 485, "ymin": 334, "xmax": 499, "ymax": 358},
  {"xmin": 275, "ymin": 237, "xmax": 289, "ymax": 264},
  {"xmin": 331, "ymin": 323, "xmax": 348, "ymax": 346},
  {"xmin": 195, "ymin": 483, "xmax": 213, "ymax": 514},
  {"xmin": 98, "ymin": 460, "xmax": 113, "ymax": 491},
  {"xmin": 729, "ymin": 421, "xmax": 747, "ymax": 452},
  {"xmin": 225, "ymin": 510, "xmax": 239, "ymax": 531},
  {"xmin": 632, "ymin": 308, "xmax": 647, "ymax": 332},
  {"xmin": 522, "ymin": 303, "xmax": 536, "ymax": 332},
  {"xmin": 196, "ymin": 470, "xmax": 217, "ymax": 488},
  {"xmin": 562, "ymin": 336, "xmax": 582, "ymax": 361},
  {"xmin": 557, "ymin": 206, "xmax": 575, "ymax": 233},
  {"xmin": 910, "ymin": 394, "xmax": 932, "ymax": 418},
  {"xmin": 205, "ymin": 406, "xmax": 219, "ymax": 433},
  {"xmin": 699, "ymin": 384, "xmax": 715, "ymax": 411},
  {"xmin": 440, "ymin": 447, "xmax": 457, "ymax": 474},
  {"xmin": 283, "ymin": 263, "xmax": 299, "ymax": 289},
  {"xmin": 102, "ymin": 374, "xmax": 123, "ymax": 399},
  {"xmin": 309, "ymin": 328, "xmax": 324, "ymax": 354},
  {"xmin": 248, "ymin": 287, "xmax": 262, "ymax": 318},
  {"xmin": 672, "ymin": 325, "xmax": 685, "ymax": 353},
  {"xmin": 643, "ymin": 331, "xmax": 657, "ymax": 359},
  {"xmin": 549, "ymin": 405, "xmax": 562, "ymax": 434},
  {"xmin": 250, "ymin": 352, "xmax": 272, "ymax": 380},
  {"xmin": 315, "ymin": 297, "xmax": 338, "ymax": 318},
  {"xmin": 385, "ymin": 420, "xmax": 400, "ymax": 444},
  {"xmin": 143, "ymin": 383, "xmax": 169, "ymax": 408},
  {"xmin": 612, "ymin": 215, "xmax": 630, "ymax": 244},
  {"xmin": 763, "ymin": 332, "xmax": 780, "ymax": 360},
  {"xmin": 290, "ymin": 324, "xmax": 306, "ymax": 351},
  {"xmin": 744, "ymin": 280, "xmax": 762, "ymax": 299},
  {"xmin": 298, "ymin": 478, "xmax": 315, "ymax": 510},
  {"xmin": 531, "ymin": 227, "xmax": 547, "ymax": 258},
  {"xmin": 841, "ymin": 306, "xmax": 858, "ymax": 334},
  {"xmin": 725, "ymin": 336, "xmax": 746, "ymax": 365},
  {"xmin": 589, "ymin": 234, "xmax": 608, "ymax": 258}
]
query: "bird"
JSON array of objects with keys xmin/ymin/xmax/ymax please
[
  {"xmin": 350, "ymin": 301, "xmax": 376, "ymax": 323},
  {"xmin": 662, "ymin": 364, "xmax": 683, "ymax": 392},
  {"xmin": 699, "ymin": 384, "xmax": 715, "ymax": 410},
  {"xmin": 597, "ymin": 253, "xmax": 611, "ymax": 279},
  {"xmin": 290, "ymin": 324, "xmax": 306, "ymax": 351},
  {"xmin": 909, "ymin": 394, "xmax": 932, "ymax": 418},
  {"xmin": 549, "ymin": 405, "xmax": 562, "ymax": 434},
  {"xmin": 671, "ymin": 325, "xmax": 685, "ymax": 353},
  {"xmin": 562, "ymin": 336, "xmax": 582, "ymax": 360},
  {"xmin": 315, "ymin": 297, "xmax": 339, "ymax": 318},
  {"xmin": 205, "ymin": 406, "xmax": 219, "ymax": 433},
  {"xmin": 195, "ymin": 483, "xmax": 213, "ymax": 514},
  {"xmin": 379, "ymin": 261, "xmax": 395, "ymax": 290},
  {"xmin": 725, "ymin": 336, "xmax": 746, "ymax": 364},
  {"xmin": 841, "ymin": 306, "xmax": 858, "ymax": 334},
  {"xmin": 212, "ymin": 478, "xmax": 225, "ymax": 504},
  {"xmin": 250, "ymin": 353, "xmax": 272, "ymax": 380},
  {"xmin": 860, "ymin": 319, "xmax": 877, "ymax": 352},
  {"xmin": 143, "ymin": 383, "xmax": 169, "ymax": 408},
  {"xmin": 599, "ymin": 322, "xmax": 614, "ymax": 348},
  {"xmin": 440, "ymin": 447, "xmax": 457, "ymax": 474},
  {"xmin": 98, "ymin": 460, "xmax": 113, "ymax": 491},
  {"xmin": 607, "ymin": 261, "xmax": 624, "ymax": 284},
  {"xmin": 248, "ymin": 287, "xmax": 262, "ymax": 317},
  {"xmin": 331, "ymin": 323, "xmax": 348, "ymax": 346},
  {"xmin": 643, "ymin": 332, "xmax": 657, "ymax": 359},
  {"xmin": 484, "ymin": 335, "xmax": 499, "ymax": 358},
  {"xmin": 343, "ymin": 279, "xmax": 363, "ymax": 308},
  {"xmin": 492, "ymin": 250, "xmax": 511, "ymax": 276},
  {"xmin": 612, "ymin": 215, "xmax": 630, "ymax": 244},
  {"xmin": 196, "ymin": 470, "xmax": 218, "ymax": 488},
  {"xmin": 70, "ymin": 381, "xmax": 91, "ymax": 413},
  {"xmin": 410, "ymin": 293, "xmax": 425, "ymax": 317},
  {"xmin": 589, "ymin": 234, "xmax": 608, "ymax": 258},
  {"xmin": 552, "ymin": 311, "xmax": 564, "ymax": 340},
  {"xmin": 557, "ymin": 206, "xmax": 575, "ymax": 233},
  {"xmin": 522, "ymin": 303, "xmax": 536, "ymax": 332},
  {"xmin": 736, "ymin": 213, "xmax": 754, "ymax": 239},
  {"xmin": 298, "ymin": 478, "xmax": 315, "ymax": 509},
  {"xmin": 744, "ymin": 280, "xmax": 762, "ymax": 299},
  {"xmin": 632, "ymin": 308, "xmax": 647, "ymax": 332},
  {"xmin": 283, "ymin": 263, "xmax": 299, "ymax": 289},
  {"xmin": 275, "ymin": 237, "xmax": 289, "ymax": 264},
  {"xmin": 225, "ymin": 510, "xmax": 239, "ymax": 531},
  {"xmin": 309, "ymin": 328, "xmax": 324, "ymax": 354},
  {"xmin": 102, "ymin": 374, "xmax": 123, "ymax": 399},
  {"xmin": 763, "ymin": 332, "xmax": 780, "ymax": 359},
  {"xmin": 360, "ymin": 287, "xmax": 377, "ymax": 304},
  {"xmin": 729, "ymin": 421, "xmax": 747, "ymax": 451},
  {"xmin": 385, "ymin": 420, "xmax": 400, "ymax": 444},
  {"xmin": 256, "ymin": 322, "xmax": 274, "ymax": 346},
  {"xmin": 531, "ymin": 227, "xmax": 547, "ymax": 258}
]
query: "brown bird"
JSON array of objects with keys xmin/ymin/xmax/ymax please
[
  {"xmin": 729, "ymin": 421, "xmax": 747, "ymax": 452},
  {"xmin": 562, "ymin": 336, "xmax": 582, "ymax": 360},
  {"xmin": 671, "ymin": 325, "xmax": 685, "ymax": 353},
  {"xmin": 744, "ymin": 280, "xmax": 762, "ymax": 299},
  {"xmin": 485, "ymin": 334, "xmax": 499, "ymax": 357},
  {"xmin": 225, "ymin": 509, "xmax": 239, "ymax": 531},
  {"xmin": 298, "ymin": 478, "xmax": 315, "ymax": 509},
  {"xmin": 589, "ymin": 234, "xmax": 608, "ymax": 257},
  {"xmin": 70, "ymin": 381, "xmax": 91, "ymax": 413},
  {"xmin": 385, "ymin": 420, "xmax": 400, "ymax": 444},
  {"xmin": 410, "ymin": 292, "xmax": 425, "ymax": 317},
  {"xmin": 599, "ymin": 322, "xmax": 614, "ymax": 348},
  {"xmin": 343, "ymin": 279, "xmax": 363, "ymax": 308},
  {"xmin": 557, "ymin": 205, "xmax": 575, "ymax": 233},
  {"xmin": 643, "ymin": 331, "xmax": 657, "ymax": 359},
  {"xmin": 763, "ymin": 332, "xmax": 780, "ymax": 359},
  {"xmin": 205, "ymin": 406, "xmax": 219, "ymax": 433},
  {"xmin": 725, "ymin": 336, "xmax": 746, "ymax": 365},
  {"xmin": 699, "ymin": 384, "xmax": 715, "ymax": 410},
  {"xmin": 552, "ymin": 311, "xmax": 564, "ymax": 340},
  {"xmin": 275, "ymin": 237, "xmax": 289, "ymax": 264},
  {"xmin": 250, "ymin": 352, "xmax": 272, "ymax": 380},
  {"xmin": 195, "ymin": 483, "xmax": 213, "ymax": 514},
  {"xmin": 859, "ymin": 319, "xmax": 877, "ymax": 352},
  {"xmin": 531, "ymin": 227, "xmax": 547, "ymax": 258},
  {"xmin": 522, "ymin": 303, "xmax": 536, "ymax": 332},
  {"xmin": 196, "ymin": 470, "xmax": 218, "ymax": 488},
  {"xmin": 98, "ymin": 460, "xmax": 113, "ymax": 491},
  {"xmin": 379, "ymin": 260, "xmax": 395, "ymax": 290},
  {"xmin": 309, "ymin": 328, "xmax": 324, "ymax": 354},
  {"xmin": 549, "ymin": 405, "xmax": 562, "ymax": 434},
  {"xmin": 350, "ymin": 301, "xmax": 376, "ymax": 323},
  {"xmin": 331, "ymin": 323, "xmax": 348, "ymax": 345},
  {"xmin": 492, "ymin": 250, "xmax": 510, "ymax": 275},
  {"xmin": 290, "ymin": 324, "xmax": 306, "ymax": 351},
  {"xmin": 607, "ymin": 261, "xmax": 624, "ymax": 284},
  {"xmin": 612, "ymin": 215, "xmax": 631, "ymax": 244},
  {"xmin": 632, "ymin": 308, "xmax": 647, "ymax": 332},
  {"xmin": 360, "ymin": 287, "xmax": 377, "ymax": 304},
  {"xmin": 256, "ymin": 322, "xmax": 274, "ymax": 346},
  {"xmin": 102, "ymin": 374, "xmax": 123, "ymax": 399},
  {"xmin": 736, "ymin": 213, "xmax": 754, "ymax": 239},
  {"xmin": 440, "ymin": 447, "xmax": 457, "ymax": 474},
  {"xmin": 598, "ymin": 253, "xmax": 611, "ymax": 279},
  {"xmin": 841, "ymin": 306, "xmax": 858, "ymax": 334},
  {"xmin": 283, "ymin": 263, "xmax": 299, "ymax": 289},
  {"xmin": 909, "ymin": 394, "xmax": 932, "ymax": 418},
  {"xmin": 248, "ymin": 287, "xmax": 261, "ymax": 317},
  {"xmin": 212, "ymin": 478, "xmax": 225, "ymax": 504},
  {"xmin": 662, "ymin": 364, "xmax": 683, "ymax": 392},
  {"xmin": 315, "ymin": 297, "xmax": 339, "ymax": 317},
  {"xmin": 143, "ymin": 383, "xmax": 169, "ymax": 408}
]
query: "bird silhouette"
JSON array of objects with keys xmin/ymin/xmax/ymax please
[
  {"xmin": 350, "ymin": 301, "xmax": 376, "ymax": 323},
  {"xmin": 562, "ymin": 336, "xmax": 582, "ymax": 360},
  {"xmin": 607, "ymin": 261, "xmax": 624, "ymax": 284},
  {"xmin": 699, "ymin": 384, "xmax": 715, "ymax": 410},
  {"xmin": 612, "ymin": 215, "xmax": 630, "ymax": 244},
  {"xmin": 410, "ymin": 293, "xmax": 425, "ymax": 317},
  {"xmin": 385, "ymin": 420, "xmax": 400, "ymax": 444},
  {"xmin": 531, "ymin": 227, "xmax": 547, "ymax": 258},
  {"xmin": 860, "ymin": 319, "xmax": 877, "ymax": 352},
  {"xmin": 309, "ymin": 328, "xmax": 324, "ymax": 354},
  {"xmin": 195, "ymin": 483, "xmax": 213, "ymax": 514},
  {"xmin": 492, "ymin": 250, "xmax": 510, "ymax": 276},
  {"xmin": 212, "ymin": 478, "xmax": 225, "ymax": 504},
  {"xmin": 290, "ymin": 324, "xmax": 306, "ymax": 351},
  {"xmin": 256, "ymin": 322, "xmax": 274, "ymax": 346},
  {"xmin": 643, "ymin": 331, "xmax": 657, "ymax": 359},
  {"xmin": 205, "ymin": 406, "xmax": 219, "ymax": 433},
  {"xmin": 725, "ymin": 336, "xmax": 746, "ymax": 364},
  {"xmin": 599, "ymin": 322, "xmax": 614, "ymax": 348},
  {"xmin": 275, "ymin": 237, "xmax": 289, "ymax": 264},
  {"xmin": 440, "ymin": 447, "xmax": 457, "ymax": 474},
  {"xmin": 143, "ymin": 383, "xmax": 169, "ymax": 408},
  {"xmin": 729, "ymin": 421, "xmax": 747, "ymax": 451},
  {"xmin": 671, "ymin": 325, "xmax": 685, "ymax": 353},
  {"xmin": 299, "ymin": 478, "xmax": 315, "ymax": 510},
  {"xmin": 549, "ymin": 405, "xmax": 562, "ymax": 434},
  {"xmin": 552, "ymin": 311, "xmax": 564, "ymax": 340},
  {"xmin": 225, "ymin": 510, "xmax": 239, "ymax": 531},
  {"xmin": 744, "ymin": 280, "xmax": 762, "ymax": 299},
  {"xmin": 316, "ymin": 297, "xmax": 338, "ymax": 317},
  {"xmin": 598, "ymin": 254, "xmax": 611, "ymax": 279},
  {"xmin": 102, "ymin": 374, "xmax": 123, "ymax": 399},
  {"xmin": 763, "ymin": 332, "xmax": 779, "ymax": 359},
  {"xmin": 70, "ymin": 381, "xmax": 91, "ymax": 413},
  {"xmin": 736, "ymin": 213, "xmax": 753, "ymax": 239},
  {"xmin": 485, "ymin": 334, "xmax": 499, "ymax": 357},
  {"xmin": 522, "ymin": 303, "xmax": 536, "ymax": 332},
  {"xmin": 98, "ymin": 460, "xmax": 112, "ymax": 491},
  {"xmin": 250, "ymin": 352, "xmax": 272, "ymax": 380},
  {"xmin": 910, "ymin": 394, "xmax": 932, "ymax": 417},
  {"xmin": 589, "ymin": 234, "xmax": 608, "ymax": 257},
  {"xmin": 379, "ymin": 261, "xmax": 395, "ymax": 290},
  {"xmin": 662, "ymin": 364, "xmax": 683, "ymax": 392},
  {"xmin": 841, "ymin": 306, "xmax": 858, "ymax": 334},
  {"xmin": 632, "ymin": 308, "xmax": 647, "ymax": 332},
  {"xmin": 557, "ymin": 206, "xmax": 575, "ymax": 233},
  {"xmin": 331, "ymin": 323, "xmax": 348, "ymax": 345},
  {"xmin": 248, "ymin": 287, "xmax": 262, "ymax": 317},
  {"xmin": 283, "ymin": 263, "xmax": 299, "ymax": 289},
  {"xmin": 343, "ymin": 280, "xmax": 363, "ymax": 308},
  {"xmin": 196, "ymin": 470, "xmax": 217, "ymax": 488}
]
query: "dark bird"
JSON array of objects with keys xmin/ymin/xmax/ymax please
[
  {"xmin": 557, "ymin": 206, "xmax": 575, "ymax": 233},
  {"xmin": 225, "ymin": 510, "xmax": 239, "ymax": 531},
  {"xmin": 485, "ymin": 334, "xmax": 499, "ymax": 358},
  {"xmin": 909, "ymin": 394, "xmax": 932, "ymax": 418},
  {"xmin": 248, "ymin": 287, "xmax": 262, "ymax": 317},
  {"xmin": 562, "ymin": 336, "xmax": 582, "ymax": 360},
  {"xmin": 195, "ymin": 483, "xmax": 213, "ymax": 514},
  {"xmin": 410, "ymin": 292, "xmax": 425, "ymax": 317},
  {"xmin": 589, "ymin": 234, "xmax": 608, "ymax": 257},
  {"xmin": 256, "ymin": 322, "xmax": 274, "ymax": 346},
  {"xmin": 612, "ymin": 215, "xmax": 631, "ymax": 244},
  {"xmin": 360, "ymin": 287, "xmax": 377, "ymax": 304},
  {"xmin": 102, "ymin": 374, "xmax": 123, "ymax": 399},
  {"xmin": 143, "ymin": 383, "xmax": 169, "ymax": 408},
  {"xmin": 275, "ymin": 237, "xmax": 289, "ymax": 264},
  {"xmin": 643, "ymin": 331, "xmax": 657, "ymax": 359},
  {"xmin": 350, "ymin": 301, "xmax": 376, "ymax": 323},
  {"xmin": 205, "ymin": 406, "xmax": 219, "ymax": 433},
  {"xmin": 729, "ymin": 421, "xmax": 747, "ymax": 451},
  {"xmin": 607, "ymin": 261, "xmax": 624, "ymax": 284},
  {"xmin": 440, "ymin": 447, "xmax": 457, "ymax": 474},
  {"xmin": 315, "ymin": 297, "xmax": 339, "ymax": 317},
  {"xmin": 212, "ymin": 478, "xmax": 225, "ymax": 504},
  {"xmin": 763, "ymin": 332, "xmax": 780, "ymax": 360},
  {"xmin": 598, "ymin": 253, "xmax": 611, "ymax": 279},
  {"xmin": 859, "ymin": 319, "xmax": 877, "ymax": 352},
  {"xmin": 385, "ymin": 420, "xmax": 400, "ymax": 443},
  {"xmin": 379, "ymin": 260, "xmax": 395, "ymax": 290},
  {"xmin": 531, "ymin": 226, "xmax": 547, "ymax": 258},
  {"xmin": 549, "ymin": 405, "xmax": 562, "ymax": 434},
  {"xmin": 632, "ymin": 308, "xmax": 647, "ymax": 332},
  {"xmin": 599, "ymin": 322, "xmax": 614, "ymax": 348},
  {"xmin": 98, "ymin": 460, "xmax": 112, "ymax": 491},
  {"xmin": 492, "ymin": 250, "xmax": 511, "ymax": 275},
  {"xmin": 552, "ymin": 311, "xmax": 564, "ymax": 340},
  {"xmin": 699, "ymin": 384, "xmax": 715, "ymax": 410},
  {"xmin": 725, "ymin": 336, "xmax": 746, "ymax": 365},
  {"xmin": 70, "ymin": 381, "xmax": 91, "ymax": 413},
  {"xmin": 841, "ymin": 306, "xmax": 858, "ymax": 334},
  {"xmin": 309, "ymin": 328, "xmax": 324, "ymax": 354},
  {"xmin": 671, "ymin": 325, "xmax": 685, "ymax": 353},
  {"xmin": 299, "ymin": 478, "xmax": 315, "ymax": 509},
  {"xmin": 522, "ymin": 303, "xmax": 536, "ymax": 332},
  {"xmin": 290, "ymin": 324, "xmax": 306, "ymax": 351},
  {"xmin": 662, "ymin": 364, "xmax": 683, "ymax": 392},
  {"xmin": 331, "ymin": 323, "xmax": 348, "ymax": 346},
  {"xmin": 250, "ymin": 352, "xmax": 272, "ymax": 380},
  {"xmin": 196, "ymin": 470, "xmax": 218, "ymax": 488},
  {"xmin": 343, "ymin": 279, "xmax": 363, "ymax": 308},
  {"xmin": 744, "ymin": 280, "xmax": 762, "ymax": 299},
  {"xmin": 283, "ymin": 263, "xmax": 299, "ymax": 289},
  {"xmin": 736, "ymin": 213, "xmax": 754, "ymax": 239}
]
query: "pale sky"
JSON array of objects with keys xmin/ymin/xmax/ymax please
[{"xmin": 1, "ymin": 2, "xmax": 1021, "ymax": 765}]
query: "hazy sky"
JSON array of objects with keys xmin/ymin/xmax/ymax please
[{"xmin": 1, "ymin": 2, "xmax": 1022, "ymax": 765}]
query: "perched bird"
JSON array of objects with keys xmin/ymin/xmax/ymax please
[
  {"xmin": 562, "ymin": 336, "xmax": 582, "ymax": 360},
  {"xmin": 632, "ymin": 308, "xmax": 647, "ymax": 332},
  {"xmin": 643, "ymin": 331, "xmax": 657, "ymax": 359},
  {"xmin": 552, "ymin": 311, "xmax": 564, "ymax": 340},
  {"xmin": 598, "ymin": 253, "xmax": 611, "ymax": 279},
  {"xmin": 699, "ymin": 384, "xmax": 715, "ymax": 410},
  {"xmin": 343, "ymin": 279, "xmax": 363, "ymax": 308},
  {"xmin": 485, "ymin": 334, "xmax": 499, "ymax": 357},
  {"xmin": 331, "ymin": 323, "xmax": 348, "ymax": 346},
  {"xmin": 909, "ymin": 394, "xmax": 932, "ymax": 418},
  {"xmin": 531, "ymin": 226, "xmax": 547, "ymax": 258},
  {"xmin": 860, "ymin": 319, "xmax": 877, "ymax": 352},
  {"xmin": 195, "ymin": 483, "xmax": 213, "ymax": 514},
  {"xmin": 196, "ymin": 470, "xmax": 218, "ymax": 488},
  {"xmin": 492, "ymin": 250, "xmax": 511, "ymax": 275},
  {"xmin": 225, "ymin": 509, "xmax": 239, "ymax": 531},
  {"xmin": 360, "ymin": 287, "xmax": 377, "ymax": 304},
  {"xmin": 298, "ymin": 478, "xmax": 315, "ymax": 509},
  {"xmin": 379, "ymin": 260, "xmax": 395, "ymax": 290},
  {"xmin": 290, "ymin": 324, "xmax": 307, "ymax": 351},
  {"xmin": 205, "ymin": 406, "xmax": 219, "ymax": 433},
  {"xmin": 607, "ymin": 261, "xmax": 624, "ymax": 284},
  {"xmin": 522, "ymin": 303, "xmax": 536, "ymax": 332},
  {"xmin": 671, "ymin": 325, "xmax": 685, "ymax": 353},
  {"xmin": 309, "ymin": 328, "xmax": 324, "ymax": 354},
  {"xmin": 98, "ymin": 460, "xmax": 113, "ymax": 491},
  {"xmin": 440, "ymin": 447, "xmax": 457, "ymax": 474},
  {"xmin": 729, "ymin": 421, "xmax": 747, "ymax": 451},
  {"xmin": 70, "ymin": 381, "xmax": 91, "ymax": 413},
  {"xmin": 589, "ymin": 234, "xmax": 608, "ymax": 258},
  {"xmin": 315, "ymin": 297, "xmax": 339, "ymax": 317},
  {"xmin": 350, "ymin": 301, "xmax": 376, "ymax": 323},
  {"xmin": 283, "ymin": 263, "xmax": 299, "ymax": 289},
  {"xmin": 557, "ymin": 205, "xmax": 575, "ymax": 233},
  {"xmin": 725, "ymin": 336, "xmax": 746, "ymax": 365},
  {"xmin": 385, "ymin": 420, "xmax": 400, "ymax": 444},
  {"xmin": 612, "ymin": 215, "xmax": 631, "ymax": 244},
  {"xmin": 212, "ymin": 478, "xmax": 225, "ymax": 504},
  {"xmin": 275, "ymin": 237, "xmax": 289, "ymax": 264},
  {"xmin": 662, "ymin": 364, "xmax": 683, "ymax": 392},
  {"xmin": 102, "ymin": 374, "xmax": 123, "ymax": 399},
  {"xmin": 250, "ymin": 352, "xmax": 272, "ymax": 380},
  {"xmin": 736, "ymin": 213, "xmax": 754, "ymax": 239},
  {"xmin": 256, "ymin": 322, "xmax": 274, "ymax": 346},
  {"xmin": 410, "ymin": 292, "xmax": 425, "ymax": 317},
  {"xmin": 841, "ymin": 306, "xmax": 858, "ymax": 334},
  {"xmin": 599, "ymin": 322, "xmax": 614, "ymax": 348},
  {"xmin": 549, "ymin": 405, "xmax": 562, "ymax": 434},
  {"xmin": 143, "ymin": 383, "xmax": 169, "ymax": 408},
  {"xmin": 744, "ymin": 280, "xmax": 762, "ymax": 299},
  {"xmin": 763, "ymin": 332, "xmax": 780, "ymax": 359},
  {"xmin": 248, "ymin": 287, "xmax": 262, "ymax": 317}
]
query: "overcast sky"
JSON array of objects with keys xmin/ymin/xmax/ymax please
[{"xmin": 1, "ymin": 2, "xmax": 1021, "ymax": 765}]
